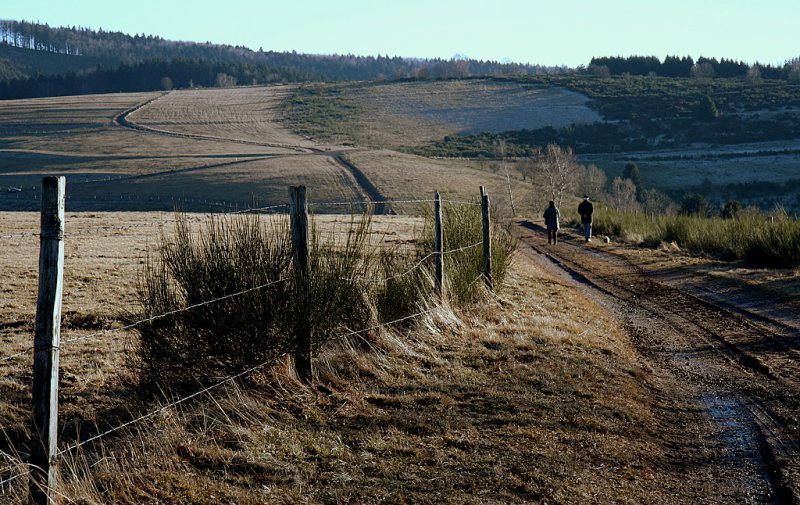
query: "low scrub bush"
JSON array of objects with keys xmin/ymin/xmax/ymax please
[
  {"xmin": 134, "ymin": 206, "xmax": 516, "ymax": 391},
  {"xmin": 133, "ymin": 214, "xmax": 294, "ymax": 390},
  {"xmin": 134, "ymin": 213, "xmax": 379, "ymax": 391},
  {"xmin": 422, "ymin": 201, "xmax": 517, "ymax": 303}
]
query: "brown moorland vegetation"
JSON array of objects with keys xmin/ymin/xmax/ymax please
[{"xmin": 1, "ymin": 211, "xmax": 718, "ymax": 503}]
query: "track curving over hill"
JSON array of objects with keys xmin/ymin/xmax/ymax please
[{"xmin": 112, "ymin": 90, "xmax": 391, "ymax": 212}]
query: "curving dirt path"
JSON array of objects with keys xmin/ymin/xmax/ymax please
[
  {"xmin": 112, "ymin": 90, "xmax": 391, "ymax": 211},
  {"xmin": 515, "ymin": 220, "xmax": 800, "ymax": 504}
]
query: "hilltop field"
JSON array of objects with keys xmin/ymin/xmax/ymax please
[{"xmin": 1, "ymin": 80, "xmax": 800, "ymax": 503}]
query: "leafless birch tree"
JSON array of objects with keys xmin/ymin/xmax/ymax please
[{"xmin": 538, "ymin": 144, "xmax": 579, "ymax": 208}]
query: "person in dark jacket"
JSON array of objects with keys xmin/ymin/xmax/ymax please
[
  {"xmin": 578, "ymin": 195, "xmax": 594, "ymax": 242},
  {"xmin": 543, "ymin": 200, "xmax": 560, "ymax": 244}
]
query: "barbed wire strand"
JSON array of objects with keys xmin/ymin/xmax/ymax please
[
  {"xmin": 308, "ymin": 199, "xmax": 433, "ymax": 208},
  {"xmin": 57, "ymin": 306, "xmax": 438, "ymax": 457},
  {"xmin": 0, "ymin": 278, "xmax": 289, "ymax": 365},
  {"xmin": 0, "ymin": 194, "xmax": 482, "ymax": 241},
  {"xmin": 0, "ymin": 471, "xmax": 29, "ymax": 491},
  {"xmin": 342, "ymin": 240, "xmax": 483, "ymax": 284},
  {"xmin": 345, "ymin": 251, "xmax": 437, "ymax": 284},
  {"xmin": 60, "ymin": 278, "xmax": 290, "ymax": 348},
  {"xmin": 0, "ymin": 231, "xmax": 38, "ymax": 240}
]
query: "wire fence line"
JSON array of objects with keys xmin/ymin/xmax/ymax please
[
  {"xmin": 0, "ymin": 298, "xmax": 444, "ymax": 493},
  {"xmin": 0, "ymin": 194, "xmax": 481, "ymax": 243},
  {"xmin": 307, "ymin": 198, "xmax": 480, "ymax": 209},
  {"xmin": 343, "ymin": 240, "xmax": 484, "ymax": 284},
  {"xmin": 0, "ymin": 203, "xmax": 291, "ymax": 243},
  {"xmin": 0, "ymin": 278, "xmax": 289, "ymax": 365},
  {"xmin": 0, "ymin": 238, "xmax": 484, "ymax": 364},
  {"xmin": 55, "ymin": 306, "xmax": 440, "ymax": 458}
]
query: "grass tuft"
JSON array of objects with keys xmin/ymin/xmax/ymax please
[{"xmin": 588, "ymin": 206, "xmax": 800, "ymax": 268}]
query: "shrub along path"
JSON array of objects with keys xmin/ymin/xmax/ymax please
[
  {"xmin": 33, "ymin": 247, "xmax": 776, "ymax": 504},
  {"xmin": 515, "ymin": 220, "xmax": 800, "ymax": 503}
]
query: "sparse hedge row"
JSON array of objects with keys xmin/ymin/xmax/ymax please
[{"xmin": 134, "ymin": 206, "xmax": 516, "ymax": 391}]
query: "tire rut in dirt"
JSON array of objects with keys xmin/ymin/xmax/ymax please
[{"xmin": 516, "ymin": 220, "xmax": 800, "ymax": 504}]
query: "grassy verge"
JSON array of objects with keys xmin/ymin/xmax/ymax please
[
  {"xmin": 10, "ymin": 253, "xmax": 696, "ymax": 504},
  {"xmin": 588, "ymin": 207, "xmax": 800, "ymax": 268}
]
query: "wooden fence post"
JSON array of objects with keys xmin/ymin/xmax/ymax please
[
  {"xmin": 434, "ymin": 191, "xmax": 444, "ymax": 296},
  {"xmin": 480, "ymin": 186, "xmax": 493, "ymax": 292},
  {"xmin": 289, "ymin": 185, "xmax": 312, "ymax": 384},
  {"xmin": 30, "ymin": 176, "xmax": 65, "ymax": 505}
]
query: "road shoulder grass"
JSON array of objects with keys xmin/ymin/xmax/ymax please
[{"xmin": 38, "ymin": 250, "xmax": 718, "ymax": 504}]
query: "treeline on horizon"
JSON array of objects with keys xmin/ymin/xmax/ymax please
[
  {"xmin": 0, "ymin": 19, "xmax": 569, "ymax": 100},
  {"xmin": 1, "ymin": 19, "xmax": 799, "ymax": 102},
  {"xmin": 589, "ymin": 55, "xmax": 800, "ymax": 80}
]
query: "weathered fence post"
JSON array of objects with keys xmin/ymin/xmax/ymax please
[
  {"xmin": 289, "ymin": 185, "xmax": 312, "ymax": 384},
  {"xmin": 434, "ymin": 191, "xmax": 444, "ymax": 296},
  {"xmin": 30, "ymin": 176, "xmax": 65, "ymax": 505},
  {"xmin": 480, "ymin": 186, "xmax": 493, "ymax": 292}
]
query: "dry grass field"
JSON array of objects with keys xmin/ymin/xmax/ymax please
[
  {"xmin": 286, "ymin": 80, "xmax": 601, "ymax": 151},
  {"xmin": 0, "ymin": 85, "xmax": 538, "ymax": 214},
  {"xmin": 3, "ymin": 80, "xmax": 798, "ymax": 503},
  {"xmin": 1, "ymin": 210, "xmax": 719, "ymax": 504}
]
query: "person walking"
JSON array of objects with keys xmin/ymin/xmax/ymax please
[
  {"xmin": 543, "ymin": 200, "xmax": 560, "ymax": 244},
  {"xmin": 578, "ymin": 195, "xmax": 594, "ymax": 242}
]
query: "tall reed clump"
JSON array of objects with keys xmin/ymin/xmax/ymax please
[
  {"xmin": 422, "ymin": 201, "xmax": 517, "ymax": 303},
  {"xmin": 588, "ymin": 206, "xmax": 800, "ymax": 268},
  {"xmin": 133, "ymin": 214, "xmax": 294, "ymax": 390},
  {"xmin": 374, "ymin": 248, "xmax": 435, "ymax": 324},
  {"xmin": 303, "ymin": 215, "xmax": 376, "ymax": 350},
  {"xmin": 133, "ymin": 212, "xmax": 427, "ymax": 391}
]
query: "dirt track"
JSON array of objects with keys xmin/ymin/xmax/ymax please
[
  {"xmin": 515, "ymin": 221, "xmax": 800, "ymax": 504},
  {"xmin": 113, "ymin": 89, "xmax": 390, "ymax": 212}
]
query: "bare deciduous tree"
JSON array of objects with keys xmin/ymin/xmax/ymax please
[
  {"xmin": 789, "ymin": 61, "xmax": 800, "ymax": 83},
  {"xmin": 610, "ymin": 177, "xmax": 639, "ymax": 212},
  {"xmin": 579, "ymin": 163, "xmax": 607, "ymax": 199},
  {"xmin": 641, "ymin": 188, "xmax": 674, "ymax": 216},
  {"xmin": 537, "ymin": 144, "xmax": 579, "ymax": 208},
  {"xmin": 215, "ymin": 72, "xmax": 237, "ymax": 88},
  {"xmin": 746, "ymin": 65, "xmax": 762, "ymax": 85},
  {"xmin": 691, "ymin": 62, "xmax": 715, "ymax": 79}
]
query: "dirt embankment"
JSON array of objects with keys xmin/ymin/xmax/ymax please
[{"xmin": 516, "ymin": 220, "xmax": 800, "ymax": 504}]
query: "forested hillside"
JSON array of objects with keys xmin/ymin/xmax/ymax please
[{"xmin": 0, "ymin": 19, "xmax": 568, "ymax": 100}]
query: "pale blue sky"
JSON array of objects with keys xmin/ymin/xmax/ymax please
[{"xmin": 4, "ymin": 0, "xmax": 798, "ymax": 66}]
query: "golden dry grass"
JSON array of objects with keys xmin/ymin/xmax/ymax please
[
  {"xmin": 129, "ymin": 86, "xmax": 327, "ymax": 150},
  {"xmin": 0, "ymin": 86, "xmax": 528, "ymax": 214},
  {"xmin": 1, "ymin": 211, "xmax": 709, "ymax": 503}
]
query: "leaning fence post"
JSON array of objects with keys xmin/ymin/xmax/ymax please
[
  {"xmin": 289, "ymin": 185, "xmax": 312, "ymax": 384},
  {"xmin": 434, "ymin": 191, "xmax": 444, "ymax": 296},
  {"xmin": 30, "ymin": 176, "xmax": 65, "ymax": 505},
  {"xmin": 480, "ymin": 186, "xmax": 493, "ymax": 292}
]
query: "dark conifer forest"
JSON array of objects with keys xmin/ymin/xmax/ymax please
[
  {"xmin": 0, "ymin": 19, "xmax": 566, "ymax": 99},
  {"xmin": 1, "ymin": 20, "xmax": 798, "ymax": 101}
]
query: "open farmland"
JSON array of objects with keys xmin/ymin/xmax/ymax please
[
  {"xmin": 285, "ymin": 79, "xmax": 601, "ymax": 150},
  {"xmin": 2, "ymin": 79, "xmax": 800, "ymax": 503},
  {"xmin": 2, "ymin": 210, "xmax": 773, "ymax": 504},
  {"xmin": 285, "ymin": 77, "xmax": 800, "ymax": 212},
  {"xmin": 0, "ymin": 85, "xmax": 532, "ymax": 215}
]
